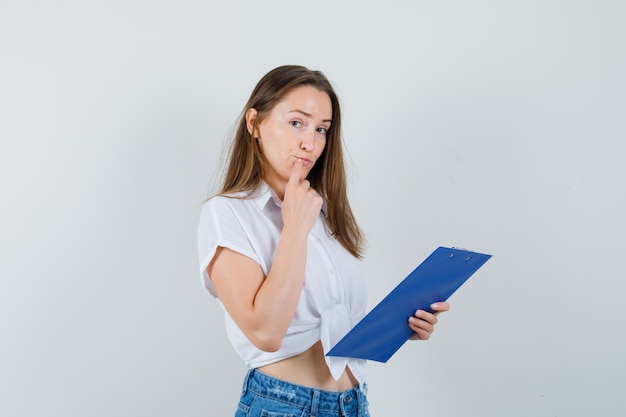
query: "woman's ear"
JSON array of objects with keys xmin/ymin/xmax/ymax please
[{"xmin": 245, "ymin": 108, "xmax": 258, "ymax": 137}]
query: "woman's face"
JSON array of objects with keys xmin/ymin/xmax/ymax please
[{"xmin": 249, "ymin": 85, "xmax": 332, "ymax": 199}]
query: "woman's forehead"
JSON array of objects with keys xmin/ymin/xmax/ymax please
[{"xmin": 272, "ymin": 86, "xmax": 332, "ymax": 120}]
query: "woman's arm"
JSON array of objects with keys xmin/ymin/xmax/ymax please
[{"xmin": 208, "ymin": 161, "xmax": 322, "ymax": 352}]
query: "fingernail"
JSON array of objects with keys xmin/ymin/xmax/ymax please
[{"xmin": 430, "ymin": 303, "xmax": 438, "ymax": 310}]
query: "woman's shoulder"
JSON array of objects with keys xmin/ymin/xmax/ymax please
[
  {"xmin": 201, "ymin": 192, "xmax": 249, "ymax": 212},
  {"xmin": 198, "ymin": 193, "xmax": 256, "ymax": 238},
  {"xmin": 201, "ymin": 187, "xmax": 270, "ymax": 214}
]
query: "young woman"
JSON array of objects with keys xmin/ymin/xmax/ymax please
[{"xmin": 198, "ymin": 65, "xmax": 449, "ymax": 416}]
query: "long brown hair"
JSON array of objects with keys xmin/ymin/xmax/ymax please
[{"xmin": 218, "ymin": 65, "xmax": 364, "ymax": 258}]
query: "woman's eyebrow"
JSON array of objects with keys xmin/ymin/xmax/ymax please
[{"xmin": 288, "ymin": 109, "xmax": 332, "ymax": 124}]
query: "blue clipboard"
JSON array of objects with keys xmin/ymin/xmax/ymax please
[{"xmin": 326, "ymin": 246, "xmax": 492, "ymax": 363}]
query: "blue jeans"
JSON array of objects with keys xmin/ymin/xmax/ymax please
[{"xmin": 235, "ymin": 369, "xmax": 370, "ymax": 417}]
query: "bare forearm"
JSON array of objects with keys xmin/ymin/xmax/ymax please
[
  {"xmin": 249, "ymin": 225, "xmax": 308, "ymax": 350},
  {"xmin": 214, "ymin": 161, "xmax": 323, "ymax": 352}
]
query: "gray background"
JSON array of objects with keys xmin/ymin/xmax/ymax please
[{"xmin": 1, "ymin": 0, "xmax": 625, "ymax": 416}]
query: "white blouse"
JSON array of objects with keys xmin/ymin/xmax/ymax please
[{"xmin": 197, "ymin": 183, "xmax": 368, "ymax": 384}]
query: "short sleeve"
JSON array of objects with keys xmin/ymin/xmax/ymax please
[{"xmin": 197, "ymin": 197, "xmax": 261, "ymax": 298}]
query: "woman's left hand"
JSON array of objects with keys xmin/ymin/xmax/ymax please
[{"xmin": 408, "ymin": 302, "xmax": 450, "ymax": 341}]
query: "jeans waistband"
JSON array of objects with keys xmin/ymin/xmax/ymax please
[{"xmin": 243, "ymin": 368, "xmax": 366, "ymax": 415}]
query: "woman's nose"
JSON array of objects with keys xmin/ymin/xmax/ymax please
[{"xmin": 299, "ymin": 129, "xmax": 315, "ymax": 151}]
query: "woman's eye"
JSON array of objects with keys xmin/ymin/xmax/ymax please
[
  {"xmin": 317, "ymin": 127, "xmax": 327, "ymax": 134},
  {"xmin": 290, "ymin": 120, "xmax": 302, "ymax": 128}
]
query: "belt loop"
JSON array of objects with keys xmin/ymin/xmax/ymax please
[
  {"xmin": 339, "ymin": 391, "xmax": 346, "ymax": 416},
  {"xmin": 357, "ymin": 384, "xmax": 368, "ymax": 417},
  {"xmin": 310, "ymin": 389, "xmax": 320, "ymax": 417},
  {"xmin": 241, "ymin": 368, "xmax": 253, "ymax": 395},
  {"xmin": 340, "ymin": 390, "xmax": 352, "ymax": 416}
]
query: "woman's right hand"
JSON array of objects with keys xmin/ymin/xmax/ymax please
[{"xmin": 281, "ymin": 160, "xmax": 323, "ymax": 235}]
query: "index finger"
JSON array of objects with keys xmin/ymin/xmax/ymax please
[
  {"xmin": 429, "ymin": 302, "xmax": 450, "ymax": 313},
  {"xmin": 289, "ymin": 159, "xmax": 303, "ymax": 185}
]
